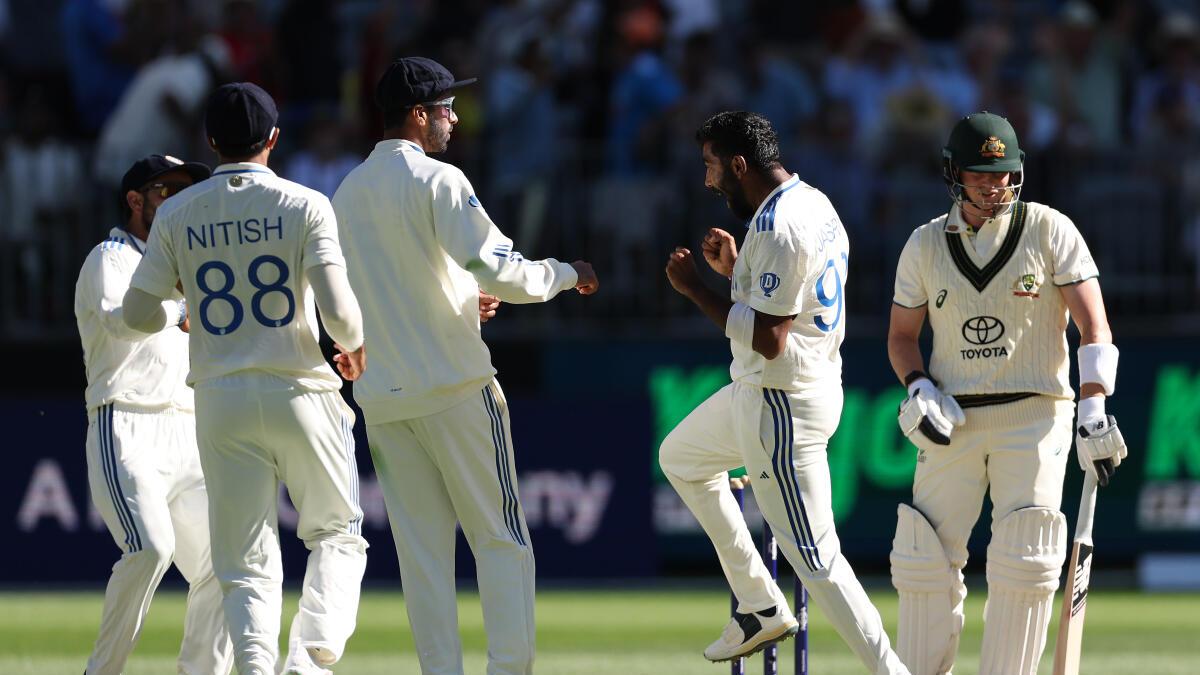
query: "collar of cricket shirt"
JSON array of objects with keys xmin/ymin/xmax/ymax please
[
  {"xmin": 212, "ymin": 162, "xmax": 275, "ymax": 177},
  {"xmin": 109, "ymin": 226, "xmax": 146, "ymax": 256},
  {"xmin": 746, "ymin": 173, "xmax": 800, "ymax": 231},
  {"xmin": 377, "ymin": 138, "xmax": 425, "ymax": 155}
]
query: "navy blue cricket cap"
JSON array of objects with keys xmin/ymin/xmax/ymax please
[
  {"xmin": 204, "ymin": 82, "xmax": 279, "ymax": 149},
  {"xmin": 120, "ymin": 154, "xmax": 211, "ymax": 196},
  {"xmin": 376, "ymin": 56, "xmax": 477, "ymax": 113}
]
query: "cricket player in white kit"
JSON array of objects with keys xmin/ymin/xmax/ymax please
[
  {"xmin": 662, "ymin": 112, "xmax": 909, "ymax": 675},
  {"xmin": 76, "ymin": 154, "xmax": 233, "ymax": 675},
  {"xmin": 121, "ymin": 83, "xmax": 369, "ymax": 675},
  {"xmin": 332, "ymin": 57, "xmax": 598, "ymax": 675},
  {"xmin": 887, "ymin": 112, "xmax": 1127, "ymax": 675}
]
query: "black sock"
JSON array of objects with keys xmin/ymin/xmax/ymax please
[{"xmin": 756, "ymin": 606, "xmax": 778, "ymax": 618}]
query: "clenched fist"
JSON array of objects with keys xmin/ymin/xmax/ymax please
[
  {"xmin": 665, "ymin": 247, "xmax": 704, "ymax": 298},
  {"xmin": 701, "ymin": 228, "xmax": 738, "ymax": 277}
]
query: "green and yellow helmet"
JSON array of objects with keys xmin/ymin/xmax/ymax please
[{"xmin": 941, "ymin": 111, "xmax": 1026, "ymax": 207}]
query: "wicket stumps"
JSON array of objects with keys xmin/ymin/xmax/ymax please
[{"xmin": 731, "ymin": 479, "xmax": 808, "ymax": 675}]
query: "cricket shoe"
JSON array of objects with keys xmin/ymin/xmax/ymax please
[
  {"xmin": 703, "ymin": 605, "xmax": 799, "ymax": 662},
  {"xmin": 279, "ymin": 644, "xmax": 333, "ymax": 675}
]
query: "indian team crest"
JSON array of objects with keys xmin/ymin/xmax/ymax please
[
  {"xmin": 759, "ymin": 272, "xmax": 780, "ymax": 298},
  {"xmin": 1012, "ymin": 273, "xmax": 1041, "ymax": 298},
  {"xmin": 979, "ymin": 136, "xmax": 1006, "ymax": 159}
]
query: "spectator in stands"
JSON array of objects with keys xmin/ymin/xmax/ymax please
[
  {"xmin": 1132, "ymin": 11, "xmax": 1200, "ymax": 141},
  {"xmin": 1, "ymin": 88, "xmax": 84, "ymax": 325},
  {"xmin": 484, "ymin": 35, "xmax": 560, "ymax": 249},
  {"xmin": 60, "ymin": 0, "xmax": 139, "ymax": 134},
  {"xmin": 93, "ymin": 18, "xmax": 230, "ymax": 188},
  {"xmin": 283, "ymin": 107, "xmax": 359, "ymax": 200},
  {"xmin": 741, "ymin": 38, "xmax": 818, "ymax": 155},
  {"xmin": 824, "ymin": 10, "xmax": 973, "ymax": 159},
  {"xmin": 217, "ymin": 0, "xmax": 278, "ymax": 91},
  {"xmin": 606, "ymin": 3, "xmax": 682, "ymax": 175},
  {"xmin": 276, "ymin": 0, "xmax": 342, "ymax": 130},
  {"xmin": 1027, "ymin": 0, "xmax": 1125, "ymax": 149}
]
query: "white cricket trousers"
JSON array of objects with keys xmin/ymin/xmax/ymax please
[
  {"xmin": 368, "ymin": 379, "xmax": 534, "ymax": 675},
  {"xmin": 659, "ymin": 382, "xmax": 909, "ymax": 675},
  {"xmin": 84, "ymin": 404, "xmax": 233, "ymax": 675},
  {"xmin": 194, "ymin": 373, "xmax": 368, "ymax": 675}
]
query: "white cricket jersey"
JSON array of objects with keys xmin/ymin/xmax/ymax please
[
  {"xmin": 130, "ymin": 162, "xmax": 345, "ymax": 391},
  {"xmin": 333, "ymin": 139, "xmax": 578, "ymax": 423},
  {"xmin": 893, "ymin": 201, "xmax": 1100, "ymax": 400},
  {"xmin": 730, "ymin": 175, "xmax": 849, "ymax": 393},
  {"xmin": 75, "ymin": 228, "xmax": 191, "ymax": 412}
]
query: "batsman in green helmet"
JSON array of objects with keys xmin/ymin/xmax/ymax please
[{"xmin": 885, "ymin": 112, "xmax": 1126, "ymax": 675}]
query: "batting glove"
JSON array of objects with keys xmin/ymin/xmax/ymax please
[
  {"xmin": 898, "ymin": 378, "xmax": 966, "ymax": 446},
  {"xmin": 1076, "ymin": 414, "xmax": 1127, "ymax": 487}
]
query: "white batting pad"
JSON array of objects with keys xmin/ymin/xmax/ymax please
[
  {"xmin": 890, "ymin": 504, "xmax": 964, "ymax": 675},
  {"xmin": 979, "ymin": 507, "xmax": 1067, "ymax": 675}
]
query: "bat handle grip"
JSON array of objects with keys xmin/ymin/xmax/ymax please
[{"xmin": 1075, "ymin": 473, "xmax": 1099, "ymax": 543}]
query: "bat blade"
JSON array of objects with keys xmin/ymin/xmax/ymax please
[
  {"xmin": 1053, "ymin": 473, "xmax": 1098, "ymax": 675},
  {"xmin": 1052, "ymin": 540, "xmax": 1093, "ymax": 675}
]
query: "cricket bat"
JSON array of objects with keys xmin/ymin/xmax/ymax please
[{"xmin": 1052, "ymin": 472, "xmax": 1099, "ymax": 675}]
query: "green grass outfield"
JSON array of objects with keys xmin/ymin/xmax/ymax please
[{"xmin": 3, "ymin": 588, "xmax": 1196, "ymax": 674}]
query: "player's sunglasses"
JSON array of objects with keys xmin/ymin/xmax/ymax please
[
  {"xmin": 142, "ymin": 182, "xmax": 191, "ymax": 199},
  {"xmin": 411, "ymin": 96, "xmax": 455, "ymax": 113}
]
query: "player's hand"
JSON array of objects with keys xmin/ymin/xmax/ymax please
[
  {"xmin": 898, "ymin": 378, "xmax": 965, "ymax": 446},
  {"xmin": 701, "ymin": 228, "xmax": 737, "ymax": 278},
  {"xmin": 479, "ymin": 291, "xmax": 500, "ymax": 323},
  {"xmin": 571, "ymin": 260, "xmax": 599, "ymax": 295},
  {"xmin": 1076, "ymin": 414, "xmax": 1126, "ymax": 487},
  {"xmin": 333, "ymin": 343, "xmax": 366, "ymax": 381},
  {"xmin": 179, "ymin": 314, "xmax": 190, "ymax": 333},
  {"xmin": 665, "ymin": 247, "xmax": 704, "ymax": 298}
]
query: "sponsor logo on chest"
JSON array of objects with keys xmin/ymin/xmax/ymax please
[{"xmin": 960, "ymin": 315, "xmax": 1009, "ymax": 360}]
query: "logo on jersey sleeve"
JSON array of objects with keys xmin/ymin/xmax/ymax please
[
  {"xmin": 468, "ymin": 194, "xmax": 481, "ymax": 208},
  {"xmin": 960, "ymin": 315, "xmax": 1008, "ymax": 360},
  {"xmin": 936, "ymin": 289, "xmax": 948, "ymax": 308},
  {"xmin": 758, "ymin": 272, "xmax": 780, "ymax": 298},
  {"xmin": 1012, "ymin": 273, "xmax": 1041, "ymax": 298}
]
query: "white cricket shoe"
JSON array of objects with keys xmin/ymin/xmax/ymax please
[
  {"xmin": 279, "ymin": 643, "xmax": 333, "ymax": 675},
  {"xmin": 703, "ymin": 605, "xmax": 799, "ymax": 662}
]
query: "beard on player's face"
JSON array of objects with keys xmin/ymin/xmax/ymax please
[
  {"xmin": 424, "ymin": 117, "xmax": 451, "ymax": 153},
  {"xmin": 715, "ymin": 164, "xmax": 756, "ymax": 220}
]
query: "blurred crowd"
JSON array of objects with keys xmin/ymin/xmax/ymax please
[{"xmin": 2, "ymin": 0, "xmax": 1200, "ymax": 338}]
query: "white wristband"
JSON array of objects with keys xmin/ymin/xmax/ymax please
[
  {"xmin": 176, "ymin": 299, "xmax": 188, "ymax": 326},
  {"xmin": 1078, "ymin": 343, "xmax": 1118, "ymax": 395},
  {"xmin": 1077, "ymin": 396, "xmax": 1105, "ymax": 424},
  {"xmin": 725, "ymin": 302, "xmax": 755, "ymax": 350}
]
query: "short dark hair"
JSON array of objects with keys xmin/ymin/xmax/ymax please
[
  {"xmin": 695, "ymin": 111, "xmax": 781, "ymax": 172},
  {"xmin": 214, "ymin": 137, "xmax": 270, "ymax": 162}
]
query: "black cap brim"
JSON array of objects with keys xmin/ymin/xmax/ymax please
[
  {"xmin": 436, "ymin": 78, "xmax": 477, "ymax": 97},
  {"xmin": 137, "ymin": 162, "xmax": 211, "ymax": 190}
]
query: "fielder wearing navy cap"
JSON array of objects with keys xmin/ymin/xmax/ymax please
[
  {"xmin": 376, "ymin": 57, "xmax": 476, "ymax": 122},
  {"xmin": 121, "ymin": 154, "xmax": 211, "ymax": 196},
  {"xmin": 204, "ymin": 82, "xmax": 279, "ymax": 154},
  {"xmin": 119, "ymin": 154, "xmax": 211, "ymax": 218}
]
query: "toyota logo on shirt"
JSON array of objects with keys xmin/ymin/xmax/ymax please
[{"xmin": 961, "ymin": 316, "xmax": 1005, "ymax": 345}]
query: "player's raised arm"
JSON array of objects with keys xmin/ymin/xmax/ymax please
[{"xmin": 432, "ymin": 170, "xmax": 597, "ymax": 302}]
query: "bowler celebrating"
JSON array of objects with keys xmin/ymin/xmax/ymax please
[{"xmin": 661, "ymin": 111, "xmax": 909, "ymax": 674}]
